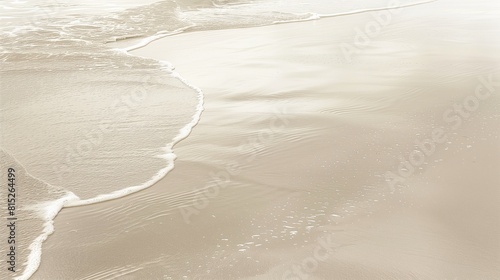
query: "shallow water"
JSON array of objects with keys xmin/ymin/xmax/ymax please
[{"xmin": 1, "ymin": 0, "xmax": 499, "ymax": 279}]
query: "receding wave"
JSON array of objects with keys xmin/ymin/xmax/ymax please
[
  {"xmin": 0, "ymin": 150, "xmax": 79, "ymax": 280},
  {"xmin": 0, "ymin": 0, "xmax": 436, "ymax": 278}
]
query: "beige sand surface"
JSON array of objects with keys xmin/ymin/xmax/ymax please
[{"xmin": 34, "ymin": 0, "xmax": 499, "ymax": 279}]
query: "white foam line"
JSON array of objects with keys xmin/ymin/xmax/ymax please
[
  {"xmin": 13, "ymin": 29, "xmax": 204, "ymax": 279},
  {"xmin": 16, "ymin": 193, "xmax": 80, "ymax": 280},
  {"xmin": 0, "ymin": 149, "xmax": 81, "ymax": 280},
  {"xmin": 272, "ymin": 0, "xmax": 438, "ymax": 25},
  {"xmin": 119, "ymin": 25, "xmax": 195, "ymax": 53},
  {"xmin": 317, "ymin": 0, "xmax": 437, "ymax": 18},
  {"xmin": 64, "ymin": 44, "xmax": 204, "ymax": 208},
  {"xmin": 272, "ymin": 12, "xmax": 321, "ymax": 24}
]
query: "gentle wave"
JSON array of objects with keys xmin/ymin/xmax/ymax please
[
  {"xmin": 0, "ymin": 0, "xmax": 439, "ymax": 279},
  {"xmin": 0, "ymin": 150, "xmax": 80, "ymax": 280},
  {"xmin": 64, "ymin": 59, "xmax": 205, "ymax": 207}
]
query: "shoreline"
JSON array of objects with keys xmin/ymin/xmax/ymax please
[
  {"xmin": 32, "ymin": 1, "xmax": 498, "ymax": 279},
  {"xmin": 107, "ymin": 0, "xmax": 437, "ymax": 52}
]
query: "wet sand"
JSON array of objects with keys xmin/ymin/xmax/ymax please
[{"xmin": 34, "ymin": 0, "xmax": 500, "ymax": 279}]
